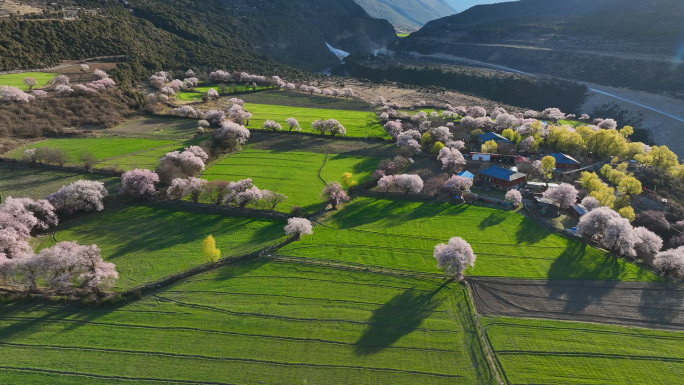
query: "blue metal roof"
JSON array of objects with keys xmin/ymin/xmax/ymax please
[
  {"xmin": 478, "ymin": 132, "xmax": 513, "ymax": 144},
  {"xmin": 550, "ymin": 153, "xmax": 580, "ymax": 165},
  {"xmin": 457, "ymin": 171, "xmax": 475, "ymax": 179},
  {"xmin": 479, "ymin": 166, "xmax": 527, "ymax": 181}
]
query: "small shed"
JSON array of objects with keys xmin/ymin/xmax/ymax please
[
  {"xmin": 478, "ymin": 132, "xmax": 514, "ymax": 145},
  {"xmin": 478, "ymin": 166, "xmax": 527, "ymax": 190},
  {"xmin": 572, "ymin": 204, "xmax": 588, "ymax": 219}
]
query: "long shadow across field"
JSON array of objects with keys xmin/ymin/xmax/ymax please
[
  {"xmin": 638, "ymin": 283, "xmax": 684, "ymax": 323},
  {"xmin": 545, "ymin": 243, "xmax": 622, "ymax": 312},
  {"xmin": 353, "ymin": 282, "xmax": 448, "ymax": 356}
]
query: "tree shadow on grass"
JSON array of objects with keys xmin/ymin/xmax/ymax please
[
  {"xmin": 514, "ymin": 219, "xmax": 551, "ymax": 245},
  {"xmin": 477, "ymin": 212, "xmax": 507, "ymax": 230},
  {"xmin": 545, "ymin": 242, "xmax": 622, "ymax": 312},
  {"xmin": 353, "ymin": 282, "xmax": 448, "ymax": 356}
]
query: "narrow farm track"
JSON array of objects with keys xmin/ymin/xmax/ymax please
[{"xmin": 469, "ymin": 277, "xmax": 684, "ymax": 330}]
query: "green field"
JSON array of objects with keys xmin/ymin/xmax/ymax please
[
  {"xmin": 46, "ymin": 205, "xmax": 285, "ymax": 289},
  {"xmin": 102, "ymin": 117, "xmax": 198, "ymax": 139},
  {"xmin": 239, "ymin": 90, "xmax": 373, "ymax": 111},
  {"xmin": 244, "ymin": 103, "xmax": 387, "ymax": 138},
  {"xmin": 0, "ymin": 72, "xmax": 57, "ymax": 90},
  {"xmin": 203, "ymin": 149, "xmax": 379, "ymax": 212},
  {"xmin": 177, "ymin": 84, "xmax": 272, "ymax": 101},
  {"xmin": 278, "ymin": 198, "xmax": 660, "ymax": 281},
  {"xmin": 9, "ymin": 138, "xmax": 177, "ymax": 165},
  {"xmin": 0, "ymin": 163, "xmax": 120, "ymax": 201},
  {"xmin": 482, "ymin": 316, "xmax": 684, "ymax": 384},
  {"xmin": 0, "ymin": 259, "xmax": 494, "ymax": 384}
]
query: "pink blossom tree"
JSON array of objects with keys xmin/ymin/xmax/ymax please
[
  {"xmin": 520, "ymin": 136, "xmax": 535, "ymax": 152},
  {"xmin": 433, "ymin": 236, "xmax": 476, "ymax": 279},
  {"xmin": 119, "ymin": 169, "xmax": 160, "ymax": 199},
  {"xmin": 38, "ymin": 242, "xmax": 118, "ymax": 292},
  {"xmin": 227, "ymin": 98, "xmax": 244, "ymax": 106},
  {"xmin": 206, "ymin": 88, "xmax": 219, "ymax": 98},
  {"xmin": 446, "ymin": 140, "xmax": 465, "ymax": 150},
  {"xmin": 156, "ymin": 149, "xmax": 206, "ymax": 184},
  {"xmin": 429, "ymin": 127, "xmax": 453, "ymax": 143},
  {"xmin": 1, "ymin": 85, "xmax": 33, "ymax": 102},
  {"xmin": 580, "ymin": 196, "xmax": 601, "ymax": 211},
  {"xmin": 55, "ymin": 84, "xmax": 74, "ymax": 95},
  {"xmin": 32, "ymin": 90, "xmax": 47, "ymax": 99},
  {"xmin": 654, "ymin": 247, "xmax": 684, "ymax": 277},
  {"xmin": 286, "ymin": 118, "xmax": 301, "ymax": 131},
  {"xmin": 598, "ymin": 119, "xmax": 618, "ymax": 130},
  {"xmin": 377, "ymin": 175, "xmax": 397, "ymax": 192},
  {"xmin": 394, "ymin": 174, "xmax": 424, "ymax": 195},
  {"xmin": 263, "ymin": 120, "xmax": 282, "ymax": 132},
  {"xmin": 320, "ymin": 182, "xmax": 349, "ymax": 209},
  {"xmin": 173, "ymin": 106, "xmax": 199, "ymax": 118},
  {"xmin": 1, "ymin": 197, "xmax": 58, "ymax": 232},
  {"xmin": 505, "ymin": 190, "xmax": 523, "ymax": 206},
  {"xmin": 23, "ymin": 77, "xmax": 38, "ymax": 90},
  {"xmin": 93, "ymin": 69, "xmax": 108, "ymax": 79},
  {"xmin": 227, "ymin": 104, "xmax": 252, "ymax": 125},
  {"xmin": 601, "ymin": 217, "xmax": 636, "ymax": 258},
  {"xmin": 46, "ymin": 180, "xmax": 107, "ymax": 215},
  {"xmin": 383, "ymin": 120, "xmax": 403, "ymax": 139},
  {"xmin": 467, "ymin": 106, "xmax": 487, "ymax": 118},
  {"xmin": 215, "ymin": 121, "xmax": 251, "ymax": 149},
  {"xmin": 437, "ymin": 147, "xmax": 466, "ymax": 173},
  {"xmin": 542, "ymin": 183, "xmax": 578, "ymax": 208},
  {"xmin": 205, "ymin": 110, "xmax": 226, "ymax": 125},
  {"xmin": 633, "ymin": 227, "xmax": 662, "ymax": 263},
  {"xmin": 80, "ymin": 64, "xmax": 90, "ymax": 72},
  {"xmin": 284, "ymin": 218, "xmax": 313, "ymax": 238},
  {"xmin": 396, "ymin": 130, "xmax": 421, "ymax": 154},
  {"xmin": 167, "ymin": 177, "xmax": 207, "ymax": 203},
  {"xmin": 445, "ymin": 175, "xmax": 473, "ymax": 194},
  {"xmin": 577, "ymin": 206, "xmax": 621, "ymax": 242},
  {"xmin": 53, "ymin": 75, "xmax": 70, "ymax": 85}
]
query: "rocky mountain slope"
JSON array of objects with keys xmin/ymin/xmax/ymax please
[
  {"xmin": 398, "ymin": 0, "xmax": 684, "ymax": 96},
  {"xmin": 353, "ymin": 0, "xmax": 454, "ymax": 30}
]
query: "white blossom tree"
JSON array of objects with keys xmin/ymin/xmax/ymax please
[
  {"xmin": 119, "ymin": 169, "xmax": 160, "ymax": 199},
  {"xmin": 437, "ymin": 147, "xmax": 466, "ymax": 173},
  {"xmin": 505, "ymin": 190, "xmax": 523, "ymax": 206},
  {"xmin": 542, "ymin": 183, "xmax": 578, "ymax": 208},
  {"xmin": 46, "ymin": 180, "xmax": 107, "ymax": 215},
  {"xmin": 433, "ymin": 236, "xmax": 476, "ymax": 279},
  {"xmin": 284, "ymin": 218, "xmax": 313, "ymax": 238},
  {"xmin": 394, "ymin": 174, "xmax": 424, "ymax": 195}
]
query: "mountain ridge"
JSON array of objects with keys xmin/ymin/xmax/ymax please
[{"xmin": 353, "ymin": 0, "xmax": 454, "ymax": 30}]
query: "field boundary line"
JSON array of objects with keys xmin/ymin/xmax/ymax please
[
  {"xmin": 266, "ymin": 254, "xmax": 445, "ymax": 280},
  {"xmin": 463, "ymin": 280, "xmax": 507, "ymax": 385}
]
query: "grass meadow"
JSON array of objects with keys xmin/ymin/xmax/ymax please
[
  {"xmin": 244, "ymin": 103, "xmax": 387, "ymax": 138},
  {"xmin": 203, "ymin": 149, "xmax": 379, "ymax": 212},
  {"xmin": 8, "ymin": 138, "xmax": 177, "ymax": 164},
  {"xmin": 239, "ymin": 91, "xmax": 373, "ymax": 110},
  {"xmin": 177, "ymin": 84, "xmax": 272, "ymax": 101},
  {"xmin": 0, "ymin": 72, "xmax": 57, "ymax": 90},
  {"xmin": 278, "ymin": 198, "xmax": 660, "ymax": 281},
  {"xmin": 0, "ymin": 163, "xmax": 120, "ymax": 200},
  {"xmin": 0, "ymin": 260, "xmax": 495, "ymax": 384},
  {"xmin": 482, "ymin": 316, "xmax": 684, "ymax": 384},
  {"xmin": 44, "ymin": 205, "xmax": 286, "ymax": 290}
]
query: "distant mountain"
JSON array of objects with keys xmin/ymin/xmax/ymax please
[
  {"xmin": 0, "ymin": 0, "xmax": 397, "ymax": 79},
  {"xmin": 414, "ymin": 0, "xmax": 684, "ymax": 44},
  {"xmin": 353, "ymin": 0, "xmax": 455, "ymax": 30},
  {"xmin": 398, "ymin": 0, "xmax": 684, "ymax": 95}
]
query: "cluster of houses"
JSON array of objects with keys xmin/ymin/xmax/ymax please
[{"xmin": 455, "ymin": 132, "xmax": 585, "ymax": 215}]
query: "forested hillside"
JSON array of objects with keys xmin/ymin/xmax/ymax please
[{"xmin": 0, "ymin": 0, "xmax": 397, "ymax": 80}]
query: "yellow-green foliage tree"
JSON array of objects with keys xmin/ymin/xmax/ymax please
[
  {"xmin": 202, "ymin": 235, "xmax": 221, "ymax": 263},
  {"xmin": 581, "ymin": 171, "xmax": 616, "ymax": 209},
  {"xmin": 540, "ymin": 156, "xmax": 556, "ymax": 183},
  {"xmin": 620, "ymin": 126, "xmax": 634, "ymax": 137},
  {"xmin": 431, "ymin": 141, "xmax": 445, "ymax": 155},
  {"xmin": 341, "ymin": 172, "xmax": 358, "ymax": 189},
  {"xmin": 481, "ymin": 140, "xmax": 497, "ymax": 154},
  {"xmin": 619, "ymin": 206, "xmax": 636, "ymax": 222},
  {"xmin": 421, "ymin": 132, "xmax": 433, "ymax": 147},
  {"xmin": 635, "ymin": 145, "xmax": 679, "ymax": 170},
  {"xmin": 502, "ymin": 128, "xmax": 521, "ymax": 144}
]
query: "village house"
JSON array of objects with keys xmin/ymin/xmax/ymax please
[
  {"xmin": 478, "ymin": 132, "xmax": 513, "ymax": 145},
  {"xmin": 550, "ymin": 153, "xmax": 581, "ymax": 170},
  {"xmin": 477, "ymin": 166, "xmax": 527, "ymax": 190}
]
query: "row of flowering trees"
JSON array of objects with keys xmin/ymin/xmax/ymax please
[
  {"xmin": 1, "ymin": 70, "xmax": 114, "ymax": 103},
  {"xmin": 0, "ymin": 180, "xmax": 117, "ymax": 292}
]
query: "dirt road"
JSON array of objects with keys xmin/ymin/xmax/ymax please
[{"xmin": 468, "ymin": 277, "xmax": 684, "ymax": 330}]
